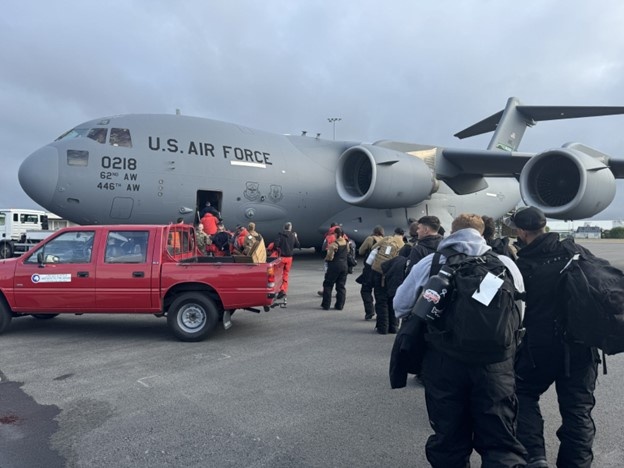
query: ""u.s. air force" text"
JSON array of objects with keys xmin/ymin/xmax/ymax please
[{"xmin": 148, "ymin": 137, "xmax": 272, "ymax": 165}]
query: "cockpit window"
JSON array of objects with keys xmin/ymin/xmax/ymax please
[
  {"xmin": 87, "ymin": 128, "xmax": 107, "ymax": 144},
  {"xmin": 56, "ymin": 128, "xmax": 89, "ymax": 141},
  {"xmin": 67, "ymin": 150, "xmax": 89, "ymax": 166},
  {"xmin": 56, "ymin": 126, "xmax": 132, "ymax": 148},
  {"xmin": 110, "ymin": 128, "xmax": 132, "ymax": 148}
]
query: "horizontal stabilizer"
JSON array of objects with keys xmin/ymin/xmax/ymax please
[
  {"xmin": 455, "ymin": 103, "xmax": 624, "ymax": 140},
  {"xmin": 454, "ymin": 111, "xmax": 503, "ymax": 140}
]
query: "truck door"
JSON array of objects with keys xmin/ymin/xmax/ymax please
[
  {"xmin": 95, "ymin": 230, "xmax": 152, "ymax": 311},
  {"xmin": 13, "ymin": 230, "xmax": 96, "ymax": 311}
]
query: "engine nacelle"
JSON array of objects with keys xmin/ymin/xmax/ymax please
[
  {"xmin": 336, "ymin": 144, "xmax": 436, "ymax": 209},
  {"xmin": 519, "ymin": 147, "xmax": 616, "ymax": 219}
]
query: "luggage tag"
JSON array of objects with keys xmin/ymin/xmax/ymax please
[{"xmin": 472, "ymin": 272, "xmax": 504, "ymax": 306}]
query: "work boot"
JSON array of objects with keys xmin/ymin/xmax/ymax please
[{"xmin": 320, "ymin": 287, "xmax": 332, "ymax": 310}]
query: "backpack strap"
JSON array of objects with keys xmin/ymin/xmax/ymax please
[
  {"xmin": 429, "ymin": 252, "xmax": 444, "ymax": 276},
  {"xmin": 430, "ymin": 247, "xmax": 463, "ymax": 276},
  {"xmin": 560, "ymin": 237, "xmax": 581, "ymax": 256}
]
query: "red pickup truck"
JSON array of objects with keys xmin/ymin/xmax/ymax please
[{"xmin": 0, "ymin": 224, "xmax": 284, "ymax": 341}]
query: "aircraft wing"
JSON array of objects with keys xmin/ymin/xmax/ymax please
[
  {"xmin": 374, "ymin": 140, "xmax": 533, "ymax": 178},
  {"xmin": 605, "ymin": 157, "xmax": 624, "ymax": 178},
  {"xmin": 440, "ymin": 147, "xmax": 624, "ymax": 179}
]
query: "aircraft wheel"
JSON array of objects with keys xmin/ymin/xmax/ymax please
[
  {"xmin": 0, "ymin": 243, "xmax": 12, "ymax": 259},
  {"xmin": 32, "ymin": 314, "xmax": 59, "ymax": 320},
  {"xmin": 167, "ymin": 293, "xmax": 218, "ymax": 342},
  {"xmin": 0, "ymin": 299, "xmax": 12, "ymax": 334}
]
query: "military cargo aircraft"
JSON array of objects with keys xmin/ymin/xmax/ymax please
[{"xmin": 18, "ymin": 97, "xmax": 624, "ymax": 248}]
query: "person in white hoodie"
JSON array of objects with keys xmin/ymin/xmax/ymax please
[{"xmin": 393, "ymin": 213, "xmax": 526, "ymax": 468}]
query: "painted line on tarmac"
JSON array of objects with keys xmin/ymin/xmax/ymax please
[{"xmin": 137, "ymin": 375, "xmax": 160, "ymax": 388}]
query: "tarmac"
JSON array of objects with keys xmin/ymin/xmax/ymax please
[{"xmin": 0, "ymin": 239, "xmax": 623, "ymax": 467}]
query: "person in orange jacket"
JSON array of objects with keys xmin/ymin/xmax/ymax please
[{"xmin": 201, "ymin": 212, "xmax": 219, "ymax": 236}]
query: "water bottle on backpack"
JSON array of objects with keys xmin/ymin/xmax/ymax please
[{"xmin": 412, "ymin": 264, "xmax": 454, "ymax": 322}]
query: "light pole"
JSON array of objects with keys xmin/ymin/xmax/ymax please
[{"xmin": 327, "ymin": 117, "xmax": 342, "ymax": 140}]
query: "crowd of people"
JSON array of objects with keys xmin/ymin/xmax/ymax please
[
  {"xmin": 176, "ymin": 201, "xmax": 301, "ymax": 300},
  {"xmin": 306, "ymin": 209, "xmax": 604, "ymax": 467},
  {"xmin": 178, "ymin": 202, "xmax": 607, "ymax": 466}
]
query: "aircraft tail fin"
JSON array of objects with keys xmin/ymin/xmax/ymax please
[{"xmin": 454, "ymin": 97, "xmax": 624, "ymax": 152}]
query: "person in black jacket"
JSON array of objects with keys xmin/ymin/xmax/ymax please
[
  {"xmin": 199, "ymin": 201, "xmax": 222, "ymax": 220},
  {"xmin": 273, "ymin": 222, "xmax": 300, "ymax": 299},
  {"xmin": 404, "ymin": 216, "xmax": 444, "ymax": 275},
  {"xmin": 356, "ymin": 225, "xmax": 384, "ymax": 320},
  {"xmin": 482, "ymin": 215, "xmax": 517, "ymax": 261},
  {"xmin": 508, "ymin": 206, "xmax": 600, "ymax": 468},
  {"xmin": 321, "ymin": 227, "xmax": 349, "ymax": 310},
  {"xmin": 393, "ymin": 213, "xmax": 527, "ymax": 467}
]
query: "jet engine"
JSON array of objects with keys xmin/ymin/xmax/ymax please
[
  {"xmin": 519, "ymin": 146, "xmax": 616, "ymax": 219},
  {"xmin": 336, "ymin": 144, "xmax": 436, "ymax": 209}
]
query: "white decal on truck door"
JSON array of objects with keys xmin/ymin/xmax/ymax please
[{"xmin": 31, "ymin": 274, "xmax": 72, "ymax": 283}]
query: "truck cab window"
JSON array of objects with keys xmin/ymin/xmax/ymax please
[
  {"xmin": 25, "ymin": 231, "xmax": 95, "ymax": 264},
  {"xmin": 105, "ymin": 231, "xmax": 148, "ymax": 263},
  {"xmin": 20, "ymin": 214, "xmax": 39, "ymax": 224}
]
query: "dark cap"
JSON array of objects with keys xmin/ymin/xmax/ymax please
[{"xmin": 505, "ymin": 207, "xmax": 546, "ymax": 230}]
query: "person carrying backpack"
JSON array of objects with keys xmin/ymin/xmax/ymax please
[
  {"xmin": 404, "ymin": 215, "xmax": 444, "ymax": 275},
  {"xmin": 482, "ymin": 215, "xmax": 518, "ymax": 261},
  {"xmin": 370, "ymin": 227, "xmax": 405, "ymax": 334},
  {"xmin": 246, "ymin": 222, "xmax": 267, "ymax": 263},
  {"xmin": 320, "ymin": 227, "xmax": 349, "ymax": 310},
  {"xmin": 356, "ymin": 225, "xmax": 384, "ymax": 320},
  {"xmin": 393, "ymin": 213, "xmax": 527, "ymax": 467},
  {"xmin": 209, "ymin": 223, "xmax": 233, "ymax": 256},
  {"xmin": 507, "ymin": 206, "xmax": 601, "ymax": 468}
]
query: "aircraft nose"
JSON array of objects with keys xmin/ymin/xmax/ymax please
[{"xmin": 18, "ymin": 145, "xmax": 59, "ymax": 207}]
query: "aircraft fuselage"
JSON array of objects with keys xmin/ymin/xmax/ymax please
[{"xmin": 19, "ymin": 114, "xmax": 521, "ymax": 247}]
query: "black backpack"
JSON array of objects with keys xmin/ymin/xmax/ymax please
[
  {"xmin": 212, "ymin": 231, "xmax": 233, "ymax": 253},
  {"xmin": 488, "ymin": 237, "xmax": 518, "ymax": 261},
  {"xmin": 557, "ymin": 239, "xmax": 624, "ymax": 357},
  {"xmin": 426, "ymin": 248, "xmax": 523, "ymax": 364}
]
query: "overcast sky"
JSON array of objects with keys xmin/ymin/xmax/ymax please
[{"xmin": 3, "ymin": 0, "xmax": 624, "ymax": 220}]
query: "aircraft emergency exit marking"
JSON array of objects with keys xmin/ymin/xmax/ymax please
[{"xmin": 148, "ymin": 136, "xmax": 273, "ymax": 165}]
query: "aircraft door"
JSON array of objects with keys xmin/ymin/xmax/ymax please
[{"xmin": 196, "ymin": 191, "xmax": 223, "ymax": 223}]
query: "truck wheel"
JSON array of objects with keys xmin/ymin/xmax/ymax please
[
  {"xmin": 0, "ymin": 243, "xmax": 12, "ymax": 259},
  {"xmin": 167, "ymin": 293, "xmax": 218, "ymax": 342},
  {"xmin": 0, "ymin": 300, "xmax": 12, "ymax": 334},
  {"xmin": 32, "ymin": 314, "xmax": 59, "ymax": 320}
]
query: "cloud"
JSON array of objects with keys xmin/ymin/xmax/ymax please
[{"xmin": 2, "ymin": 0, "xmax": 624, "ymax": 219}]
